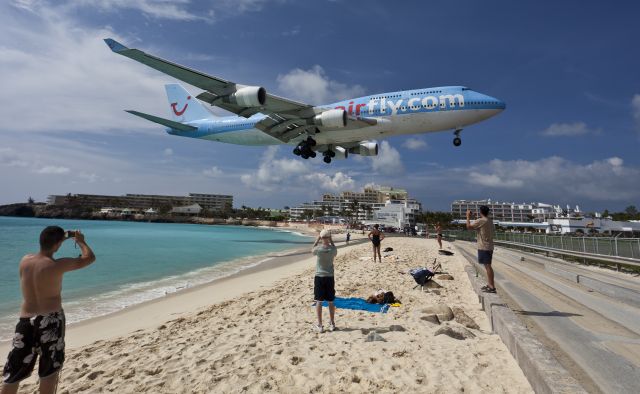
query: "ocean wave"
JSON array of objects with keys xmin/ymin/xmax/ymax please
[{"xmin": 0, "ymin": 253, "xmax": 278, "ymax": 341}]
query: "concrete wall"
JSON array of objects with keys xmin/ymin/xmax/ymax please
[{"xmin": 462, "ymin": 261, "xmax": 586, "ymax": 394}]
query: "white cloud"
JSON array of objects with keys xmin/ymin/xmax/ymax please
[
  {"xmin": 163, "ymin": 148, "xmax": 174, "ymax": 156},
  {"xmin": 468, "ymin": 172, "xmax": 523, "ymax": 189},
  {"xmin": 302, "ymin": 172, "xmax": 355, "ymax": 191},
  {"xmin": 541, "ymin": 122, "xmax": 600, "ymax": 136},
  {"xmin": 276, "ymin": 65, "xmax": 366, "ymax": 104},
  {"xmin": 202, "ymin": 166, "xmax": 223, "ymax": 177},
  {"xmin": 402, "ymin": 137, "xmax": 428, "ymax": 150},
  {"xmin": 422, "ymin": 156, "xmax": 640, "ymax": 202},
  {"xmin": 371, "ymin": 141, "xmax": 404, "ymax": 175},
  {"xmin": 0, "ymin": 3, "xmax": 176, "ymax": 133},
  {"xmin": 632, "ymin": 94, "xmax": 640, "ymax": 136},
  {"xmin": 17, "ymin": 0, "xmax": 211, "ymax": 21},
  {"xmin": 36, "ymin": 165, "xmax": 70, "ymax": 174},
  {"xmin": 240, "ymin": 147, "xmax": 357, "ymax": 194}
]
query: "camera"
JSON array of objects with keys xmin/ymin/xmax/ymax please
[{"xmin": 65, "ymin": 230, "xmax": 76, "ymax": 238}]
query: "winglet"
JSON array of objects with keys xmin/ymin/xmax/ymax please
[{"xmin": 104, "ymin": 38, "xmax": 129, "ymax": 53}]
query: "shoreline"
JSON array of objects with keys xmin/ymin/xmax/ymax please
[
  {"xmin": 10, "ymin": 237, "xmax": 533, "ymax": 393},
  {"xmin": 0, "ymin": 237, "xmax": 363, "ymax": 356}
]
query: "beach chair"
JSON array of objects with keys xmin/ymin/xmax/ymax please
[{"xmin": 409, "ymin": 267, "xmax": 434, "ymax": 291}]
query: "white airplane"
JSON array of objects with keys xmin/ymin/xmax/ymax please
[{"xmin": 105, "ymin": 38, "xmax": 505, "ymax": 163}]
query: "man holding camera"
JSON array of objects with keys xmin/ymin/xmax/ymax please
[
  {"xmin": 311, "ymin": 230, "xmax": 337, "ymax": 333},
  {"xmin": 466, "ymin": 206, "xmax": 496, "ymax": 293},
  {"xmin": 2, "ymin": 226, "xmax": 95, "ymax": 394}
]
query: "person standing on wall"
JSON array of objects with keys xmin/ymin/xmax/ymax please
[{"xmin": 466, "ymin": 206, "xmax": 496, "ymax": 293}]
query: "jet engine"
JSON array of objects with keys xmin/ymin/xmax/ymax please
[
  {"xmin": 333, "ymin": 146, "xmax": 348, "ymax": 159},
  {"xmin": 225, "ymin": 86, "xmax": 266, "ymax": 107},
  {"xmin": 349, "ymin": 142, "xmax": 378, "ymax": 156},
  {"xmin": 313, "ymin": 109, "xmax": 347, "ymax": 128}
]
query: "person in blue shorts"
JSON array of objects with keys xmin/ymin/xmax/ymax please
[{"xmin": 466, "ymin": 206, "xmax": 496, "ymax": 293}]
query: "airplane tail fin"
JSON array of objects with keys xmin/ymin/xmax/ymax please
[{"xmin": 165, "ymin": 83, "xmax": 215, "ymax": 122}]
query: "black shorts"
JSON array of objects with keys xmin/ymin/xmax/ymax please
[
  {"xmin": 478, "ymin": 250, "xmax": 493, "ymax": 265},
  {"xmin": 2, "ymin": 310, "xmax": 66, "ymax": 384},
  {"xmin": 314, "ymin": 276, "xmax": 335, "ymax": 302}
]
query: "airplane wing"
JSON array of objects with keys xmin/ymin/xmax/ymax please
[{"xmin": 104, "ymin": 38, "xmax": 373, "ymax": 143}]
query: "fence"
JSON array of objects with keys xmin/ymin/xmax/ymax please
[{"xmin": 442, "ymin": 230, "xmax": 640, "ymax": 261}]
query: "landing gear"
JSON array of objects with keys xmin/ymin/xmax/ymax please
[
  {"xmin": 453, "ymin": 129, "xmax": 462, "ymax": 147},
  {"xmin": 295, "ymin": 137, "xmax": 317, "ymax": 159},
  {"xmin": 323, "ymin": 156, "xmax": 332, "ymax": 164}
]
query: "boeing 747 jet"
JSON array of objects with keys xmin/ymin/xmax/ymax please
[{"xmin": 105, "ymin": 38, "xmax": 505, "ymax": 163}]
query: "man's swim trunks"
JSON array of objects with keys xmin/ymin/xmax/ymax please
[
  {"xmin": 371, "ymin": 234, "xmax": 381, "ymax": 247},
  {"xmin": 2, "ymin": 310, "xmax": 65, "ymax": 384}
]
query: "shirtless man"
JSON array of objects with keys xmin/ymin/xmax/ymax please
[
  {"xmin": 2, "ymin": 226, "xmax": 95, "ymax": 394},
  {"xmin": 368, "ymin": 224, "xmax": 385, "ymax": 263}
]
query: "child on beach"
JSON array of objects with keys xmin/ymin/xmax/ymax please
[
  {"xmin": 312, "ymin": 230, "xmax": 337, "ymax": 333},
  {"xmin": 2, "ymin": 226, "xmax": 96, "ymax": 394}
]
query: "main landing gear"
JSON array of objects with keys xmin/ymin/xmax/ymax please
[
  {"xmin": 293, "ymin": 137, "xmax": 317, "ymax": 159},
  {"xmin": 323, "ymin": 149, "xmax": 336, "ymax": 164},
  {"xmin": 453, "ymin": 129, "xmax": 462, "ymax": 147}
]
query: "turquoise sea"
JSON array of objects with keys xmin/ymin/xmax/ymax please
[{"xmin": 0, "ymin": 217, "xmax": 310, "ymax": 340}]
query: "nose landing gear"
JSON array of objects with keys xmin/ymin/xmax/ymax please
[{"xmin": 453, "ymin": 129, "xmax": 462, "ymax": 147}]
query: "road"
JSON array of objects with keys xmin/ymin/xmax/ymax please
[{"xmin": 455, "ymin": 241, "xmax": 640, "ymax": 394}]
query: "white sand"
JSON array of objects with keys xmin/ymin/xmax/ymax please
[{"xmin": 4, "ymin": 237, "xmax": 532, "ymax": 393}]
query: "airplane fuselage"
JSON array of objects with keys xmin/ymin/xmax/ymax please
[{"xmin": 167, "ymin": 86, "xmax": 505, "ymax": 146}]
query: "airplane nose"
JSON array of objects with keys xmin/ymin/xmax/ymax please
[{"xmin": 489, "ymin": 95, "xmax": 506, "ymax": 110}]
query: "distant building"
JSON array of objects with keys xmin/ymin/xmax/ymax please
[
  {"xmin": 364, "ymin": 199, "xmax": 422, "ymax": 228},
  {"xmin": 47, "ymin": 192, "xmax": 233, "ymax": 212},
  {"xmin": 289, "ymin": 185, "xmax": 421, "ymax": 225},
  {"xmin": 451, "ymin": 199, "xmax": 582, "ymax": 223},
  {"xmin": 170, "ymin": 203, "xmax": 203, "ymax": 216}
]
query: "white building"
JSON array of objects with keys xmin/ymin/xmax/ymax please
[
  {"xmin": 452, "ymin": 199, "xmax": 582, "ymax": 222},
  {"xmin": 365, "ymin": 199, "xmax": 422, "ymax": 228},
  {"xmin": 170, "ymin": 203, "xmax": 203, "ymax": 216},
  {"xmin": 289, "ymin": 186, "xmax": 422, "ymax": 224}
]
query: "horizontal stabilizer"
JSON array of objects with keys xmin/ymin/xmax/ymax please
[{"xmin": 125, "ymin": 110, "xmax": 197, "ymax": 132}]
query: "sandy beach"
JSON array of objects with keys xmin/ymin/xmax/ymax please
[{"xmin": 3, "ymin": 236, "xmax": 532, "ymax": 393}]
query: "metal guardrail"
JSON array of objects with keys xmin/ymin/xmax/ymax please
[{"xmin": 442, "ymin": 230, "xmax": 640, "ymax": 268}]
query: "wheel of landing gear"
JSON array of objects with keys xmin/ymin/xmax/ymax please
[
  {"xmin": 453, "ymin": 137, "xmax": 462, "ymax": 147},
  {"xmin": 323, "ymin": 156, "xmax": 332, "ymax": 164},
  {"xmin": 309, "ymin": 151, "xmax": 317, "ymax": 158},
  {"xmin": 329, "ymin": 150, "xmax": 336, "ymax": 158},
  {"xmin": 301, "ymin": 153, "xmax": 309, "ymax": 159},
  {"xmin": 293, "ymin": 147, "xmax": 301, "ymax": 156}
]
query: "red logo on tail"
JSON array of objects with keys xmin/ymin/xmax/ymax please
[{"xmin": 171, "ymin": 96, "xmax": 191, "ymax": 116}]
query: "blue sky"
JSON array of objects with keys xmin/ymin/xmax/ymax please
[{"xmin": 1, "ymin": 0, "xmax": 639, "ymax": 212}]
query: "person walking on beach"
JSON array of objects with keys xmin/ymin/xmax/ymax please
[
  {"xmin": 435, "ymin": 222, "xmax": 443, "ymax": 249},
  {"xmin": 346, "ymin": 231, "xmax": 351, "ymax": 244},
  {"xmin": 1, "ymin": 227, "xmax": 96, "ymax": 394},
  {"xmin": 312, "ymin": 230, "xmax": 337, "ymax": 333},
  {"xmin": 466, "ymin": 206, "xmax": 496, "ymax": 293},
  {"xmin": 368, "ymin": 224, "xmax": 384, "ymax": 263}
]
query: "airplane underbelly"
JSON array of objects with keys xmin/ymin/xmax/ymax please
[{"xmin": 201, "ymin": 129, "xmax": 281, "ymax": 146}]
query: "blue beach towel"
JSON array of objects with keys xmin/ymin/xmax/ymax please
[{"xmin": 320, "ymin": 297, "xmax": 390, "ymax": 313}]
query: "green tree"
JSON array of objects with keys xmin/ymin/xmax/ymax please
[{"xmin": 625, "ymin": 205, "xmax": 638, "ymax": 216}]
